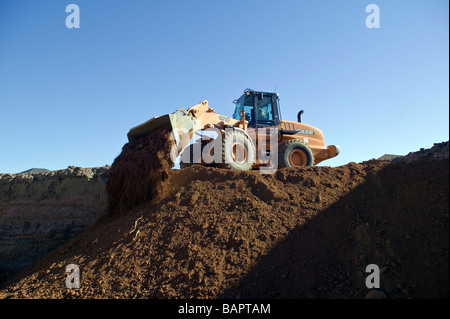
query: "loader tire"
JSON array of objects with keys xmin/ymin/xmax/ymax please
[
  {"xmin": 278, "ymin": 140, "xmax": 314, "ymax": 168},
  {"xmin": 222, "ymin": 129, "xmax": 255, "ymax": 171}
]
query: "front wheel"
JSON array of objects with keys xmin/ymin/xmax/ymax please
[
  {"xmin": 221, "ymin": 129, "xmax": 255, "ymax": 170},
  {"xmin": 278, "ymin": 140, "xmax": 315, "ymax": 168}
]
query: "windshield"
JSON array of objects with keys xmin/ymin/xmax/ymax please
[{"xmin": 233, "ymin": 94, "xmax": 255, "ymax": 123}]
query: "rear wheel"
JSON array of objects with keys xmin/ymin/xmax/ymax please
[
  {"xmin": 278, "ymin": 140, "xmax": 314, "ymax": 168},
  {"xmin": 222, "ymin": 129, "xmax": 255, "ymax": 170}
]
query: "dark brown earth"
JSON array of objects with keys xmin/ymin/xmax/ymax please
[
  {"xmin": 105, "ymin": 129, "xmax": 175, "ymax": 216},
  {"xmin": 0, "ymin": 138, "xmax": 448, "ymax": 299}
]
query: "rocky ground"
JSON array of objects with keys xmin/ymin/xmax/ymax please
[
  {"xmin": 0, "ymin": 140, "xmax": 448, "ymax": 299},
  {"xmin": 0, "ymin": 166, "xmax": 109, "ymax": 284}
]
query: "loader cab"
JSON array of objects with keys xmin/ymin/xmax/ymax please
[{"xmin": 233, "ymin": 89, "xmax": 280, "ymax": 128}]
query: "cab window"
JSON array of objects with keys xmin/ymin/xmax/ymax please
[
  {"xmin": 256, "ymin": 95, "xmax": 274, "ymax": 123},
  {"xmin": 233, "ymin": 95, "xmax": 255, "ymax": 123}
]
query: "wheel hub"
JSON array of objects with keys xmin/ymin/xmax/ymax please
[
  {"xmin": 231, "ymin": 142, "xmax": 248, "ymax": 164},
  {"xmin": 289, "ymin": 149, "xmax": 307, "ymax": 166}
]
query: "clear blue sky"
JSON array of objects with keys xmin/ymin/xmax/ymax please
[{"xmin": 0, "ymin": 0, "xmax": 448, "ymax": 173}]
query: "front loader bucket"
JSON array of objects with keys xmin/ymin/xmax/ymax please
[{"xmin": 127, "ymin": 109, "xmax": 196, "ymax": 155}]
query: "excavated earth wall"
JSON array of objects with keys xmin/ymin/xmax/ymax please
[{"xmin": 0, "ymin": 167, "xmax": 108, "ymax": 283}]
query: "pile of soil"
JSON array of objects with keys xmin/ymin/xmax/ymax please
[
  {"xmin": 0, "ymin": 140, "xmax": 447, "ymax": 299},
  {"xmin": 393, "ymin": 141, "xmax": 449, "ymax": 164},
  {"xmin": 105, "ymin": 130, "xmax": 175, "ymax": 216}
]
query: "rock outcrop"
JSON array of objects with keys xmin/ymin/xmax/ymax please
[{"xmin": 0, "ymin": 166, "xmax": 109, "ymax": 283}]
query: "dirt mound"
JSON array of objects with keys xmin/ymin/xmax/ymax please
[
  {"xmin": 0, "ymin": 140, "xmax": 448, "ymax": 299},
  {"xmin": 393, "ymin": 141, "xmax": 449, "ymax": 164},
  {"xmin": 105, "ymin": 130, "xmax": 174, "ymax": 216}
]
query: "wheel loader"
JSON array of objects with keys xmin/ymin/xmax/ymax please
[{"xmin": 127, "ymin": 89, "xmax": 339, "ymax": 170}]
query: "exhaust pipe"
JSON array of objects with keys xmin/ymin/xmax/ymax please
[{"xmin": 297, "ymin": 110, "xmax": 304, "ymax": 123}]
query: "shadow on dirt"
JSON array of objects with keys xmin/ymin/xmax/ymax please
[{"xmin": 221, "ymin": 159, "xmax": 449, "ymax": 299}]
